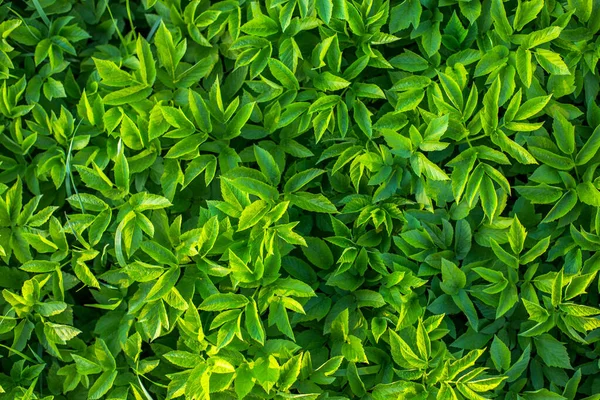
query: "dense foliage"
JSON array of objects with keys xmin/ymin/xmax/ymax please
[{"xmin": 0, "ymin": 0, "xmax": 600, "ymax": 398}]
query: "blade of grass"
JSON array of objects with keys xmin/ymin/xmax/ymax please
[
  {"xmin": 64, "ymin": 211, "xmax": 91, "ymax": 250},
  {"xmin": 7, "ymin": 8, "xmax": 41, "ymax": 41},
  {"xmin": 106, "ymin": 4, "xmax": 130, "ymax": 56},
  {"xmin": 115, "ymin": 211, "xmax": 135, "ymax": 267},
  {"xmin": 65, "ymin": 119, "xmax": 85, "ymax": 214},
  {"xmin": 138, "ymin": 374, "xmax": 157, "ymax": 399},
  {"xmin": 126, "ymin": 0, "xmax": 136, "ymax": 35},
  {"xmin": 31, "ymin": 0, "xmax": 50, "ymax": 26},
  {"xmin": 0, "ymin": 343, "xmax": 36, "ymax": 362},
  {"xmin": 146, "ymin": 17, "xmax": 162, "ymax": 41}
]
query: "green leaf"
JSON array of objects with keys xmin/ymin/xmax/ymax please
[
  {"xmin": 88, "ymin": 371, "xmax": 117, "ymax": 400},
  {"xmin": 316, "ymin": 0, "xmax": 333, "ymax": 24},
  {"xmin": 480, "ymin": 176, "xmax": 498, "ymax": 222},
  {"xmin": 253, "ymin": 356, "xmax": 280, "ymax": 392},
  {"xmin": 277, "ymin": 222, "xmax": 307, "ymax": 246},
  {"xmin": 535, "ymin": 49, "xmax": 570, "ymax": 75},
  {"xmin": 440, "ymin": 259, "xmax": 466, "ymax": 295},
  {"xmin": 313, "ymin": 110, "xmax": 332, "ymax": 142},
  {"xmin": 514, "ymin": 184, "xmax": 563, "ymax": 204},
  {"xmin": 520, "ymin": 236, "xmax": 550, "ymax": 264},
  {"xmin": 353, "ymin": 83, "xmax": 385, "ymax": 99},
  {"xmin": 74, "ymin": 164, "xmax": 113, "ymax": 192},
  {"xmin": 543, "ymin": 189, "xmax": 578, "ymax": 222},
  {"xmin": 575, "ymin": 125, "xmax": 600, "ymax": 165},
  {"xmin": 93, "ymin": 58, "xmax": 133, "ymax": 87},
  {"xmin": 224, "ymin": 177, "xmax": 278, "ymax": 202},
  {"xmin": 552, "ymin": 113, "xmax": 575, "ymax": 155},
  {"xmin": 44, "ymin": 322, "xmax": 81, "ymax": 343},
  {"xmin": 422, "ymin": 22, "xmax": 441, "ymax": 57},
  {"xmin": 346, "ymin": 3, "xmax": 365, "ymax": 35},
  {"xmin": 113, "ymin": 141, "xmax": 130, "ymax": 192},
  {"xmin": 74, "ymin": 262, "xmax": 100, "ymax": 289},
  {"xmin": 490, "ymin": 239, "xmax": 519, "ymax": 269},
  {"xmin": 268, "ymin": 58, "xmax": 299, "ymax": 90},
  {"xmin": 289, "ymin": 192, "xmax": 337, "ymax": 213},
  {"xmin": 495, "ymin": 129, "xmax": 538, "ymax": 164},
  {"xmin": 284, "ymin": 169, "xmax": 325, "ymax": 193},
  {"xmin": 154, "ymin": 22, "xmax": 177, "ymax": 76},
  {"xmin": 516, "ymin": 47, "xmax": 533, "ymax": 88},
  {"xmin": 188, "ymin": 89, "xmax": 212, "ymax": 132},
  {"xmin": 308, "ymin": 95, "xmax": 339, "ymax": 114},
  {"xmin": 389, "ymin": 329, "xmax": 427, "ymax": 369},
  {"xmin": 235, "ymin": 363, "xmax": 254, "ymax": 398},
  {"xmin": 506, "ymin": 345, "xmax": 531, "ymax": 382},
  {"xmin": 199, "ymin": 293, "xmax": 249, "ymax": 311},
  {"xmin": 482, "ymin": 77, "xmax": 501, "ymax": 135},
  {"xmin": 395, "ymin": 89, "xmax": 424, "ymax": 112},
  {"xmin": 390, "ymin": 0, "xmax": 421, "ymax": 33},
  {"xmin": 241, "ymin": 15, "xmax": 279, "ymax": 36},
  {"xmin": 491, "ymin": 0, "xmax": 514, "ymax": 40},
  {"xmin": 534, "ymin": 334, "xmax": 572, "ymax": 369},
  {"xmin": 238, "ymin": 200, "xmax": 269, "ymax": 231},
  {"xmin": 314, "ymin": 72, "xmax": 351, "ymax": 91},
  {"xmin": 390, "ymin": 50, "xmax": 428, "ymax": 72},
  {"xmin": 245, "ymin": 299, "xmax": 265, "ymax": 344},
  {"xmin": 225, "ymin": 102, "xmax": 255, "ymax": 139},
  {"xmin": 514, "ymin": 0, "xmax": 544, "ymax": 31},
  {"xmin": 438, "ymin": 72, "xmax": 463, "ymax": 110},
  {"xmin": 508, "ymin": 216, "xmax": 527, "ymax": 254},
  {"xmin": 140, "ymin": 241, "xmax": 178, "ymax": 266},
  {"xmin": 35, "ymin": 301, "xmax": 67, "ymax": 317},
  {"xmin": 137, "ymin": 36, "xmax": 156, "ymax": 86},
  {"xmin": 20, "ymin": 260, "xmax": 59, "ymax": 273},
  {"xmin": 254, "ymin": 145, "xmax": 281, "ymax": 186},
  {"xmin": 353, "ymin": 100, "xmax": 372, "ymax": 138},
  {"xmin": 146, "ymin": 265, "xmax": 180, "ymax": 302},
  {"xmin": 342, "ymin": 335, "xmax": 368, "ymax": 363},
  {"xmin": 416, "ymin": 318, "xmax": 431, "ymax": 360},
  {"xmin": 577, "ymin": 182, "xmax": 600, "ymax": 206},
  {"xmin": 102, "ymin": 85, "xmax": 152, "ymax": 106},
  {"xmin": 301, "ymin": 237, "xmax": 334, "ymax": 269},
  {"xmin": 523, "ymin": 26, "xmax": 562, "ymax": 49},
  {"xmin": 552, "ymin": 269, "xmax": 564, "ymax": 307},
  {"xmin": 491, "ymin": 335, "xmax": 511, "ymax": 371},
  {"xmin": 514, "ymin": 95, "xmax": 552, "ymax": 120}
]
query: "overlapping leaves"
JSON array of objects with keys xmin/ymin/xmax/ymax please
[{"xmin": 0, "ymin": 0, "xmax": 599, "ymax": 399}]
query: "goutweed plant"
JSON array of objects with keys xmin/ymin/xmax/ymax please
[{"xmin": 0, "ymin": 0, "xmax": 599, "ymax": 399}]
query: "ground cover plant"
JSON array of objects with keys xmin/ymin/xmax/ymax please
[{"xmin": 0, "ymin": 0, "xmax": 600, "ymax": 399}]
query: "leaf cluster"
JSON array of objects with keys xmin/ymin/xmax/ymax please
[{"xmin": 0, "ymin": 0, "xmax": 599, "ymax": 399}]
